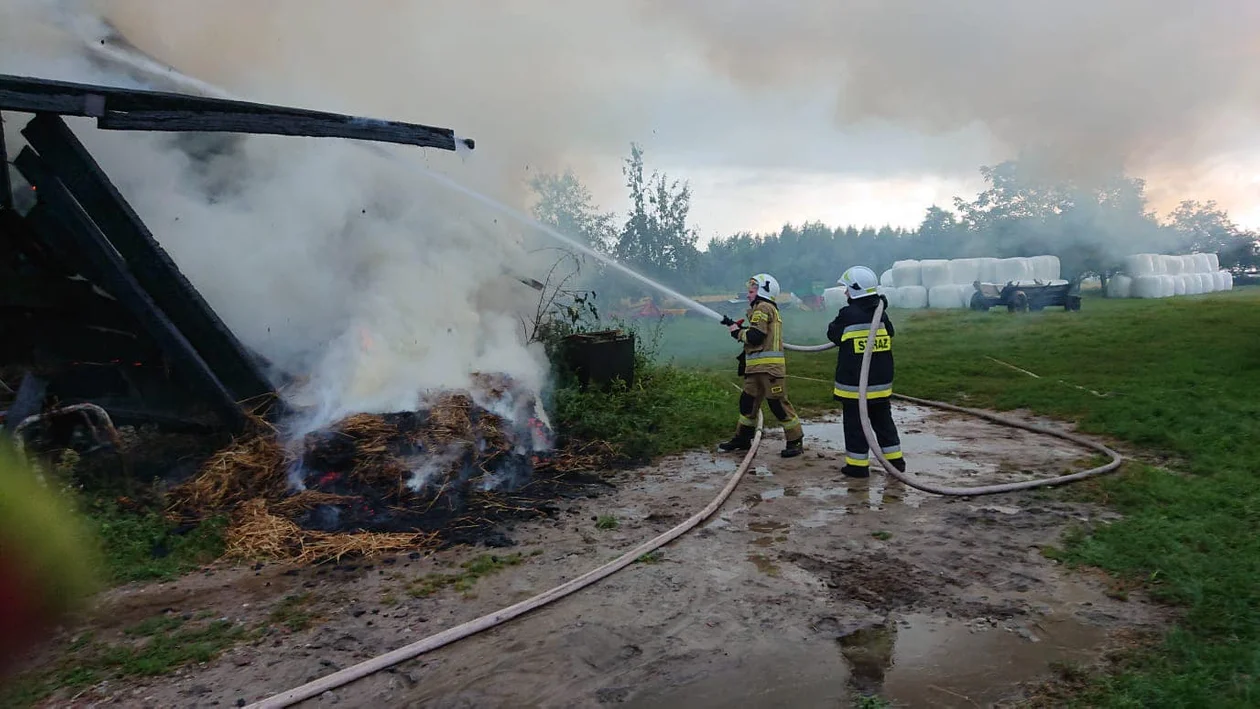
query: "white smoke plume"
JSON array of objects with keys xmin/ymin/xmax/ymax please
[
  {"xmin": 638, "ymin": 0, "xmax": 1260, "ymax": 189},
  {"xmin": 1, "ymin": 0, "xmax": 561, "ymax": 434}
]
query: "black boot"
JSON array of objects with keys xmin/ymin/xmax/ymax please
[
  {"xmin": 841, "ymin": 464, "xmax": 870, "ymax": 479},
  {"xmin": 780, "ymin": 438, "xmax": 804, "ymax": 458},
  {"xmin": 718, "ymin": 425, "xmax": 755, "ymax": 452},
  {"xmin": 888, "ymin": 458, "xmax": 906, "ymax": 473}
]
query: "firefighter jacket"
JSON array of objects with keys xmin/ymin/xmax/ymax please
[
  {"xmin": 738, "ymin": 298, "xmax": 786, "ymax": 377},
  {"xmin": 827, "ymin": 295, "xmax": 895, "ymax": 400}
]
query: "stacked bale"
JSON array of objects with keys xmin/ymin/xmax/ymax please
[
  {"xmin": 880, "ymin": 269, "xmax": 895, "ymax": 287},
  {"xmin": 976, "ymin": 257, "xmax": 1000, "ymax": 283},
  {"xmin": 928, "ymin": 284, "xmax": 966, "ymax": 309},
  {"xmin": 898, "ymin": 285, "xmax": 928, "ymax": 309},
  {"xmin": 1108, "ymin": 274, "xmax": 1133, "ymax": 298},
  {"xmin": 891, "ymin": 260, "xmax": 922, "ymax": 287},
  {"xmin": 1116, "ymin": 251, "xmax": 1223, "ymax": 298}
]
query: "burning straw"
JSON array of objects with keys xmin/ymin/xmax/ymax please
[{"xmin": 168, "ymin": 383, "xmax": 615, "ymax": 564}]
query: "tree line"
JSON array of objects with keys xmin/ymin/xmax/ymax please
[{"xmin": 529, "ymin": 144, "xmax": 1260, "ymax": 298}]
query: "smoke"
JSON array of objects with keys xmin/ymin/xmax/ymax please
[
  {"xmin": 1, "ymin": 0, "xmax": 572, "ymax": 433},
  {"xmin": 638, "ymin": 0, "xmax": 1260, "ymax": 186}
]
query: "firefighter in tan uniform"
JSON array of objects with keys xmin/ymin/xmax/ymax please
[{"xmin": 718, "ymin": 273, "xmax": 805, "ymax": 457}]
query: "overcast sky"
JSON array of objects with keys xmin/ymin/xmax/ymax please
[{"xmin": 14, "ymin": 0, "xmax": 1260, "ymax": 243}]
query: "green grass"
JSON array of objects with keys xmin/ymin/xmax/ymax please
[
  {"xmin": 85, "ymin": 501, "xmax": 228, "ymax": 583},
  {"xmin": 1, "ymin": 613, "xmax": 251, "ymax": 707},
  {"xmin": 407, "ymin": 553, "xmax": 525, "ymax": 599},
  {"xmin": 551, "ymin": 361, "xmax": 736, "ymax": 461},
  {"xmin": 269, "ymin": 592, "xmax": 318, "ymax": 632},
  {"xmin": 595, "ymin": 514, "xmax": 620, "ymax": 530},
  {"xmin": 667, "ymin": 288, "xmax": 1260, "ymax": 706}
]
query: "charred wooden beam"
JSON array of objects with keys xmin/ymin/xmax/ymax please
[
  {"xmin": 22, "ymin": 114, "xmax": 276, "ymax": 410},
  {"xmin": 0, "ymin": 112, "xmax": 11, "ymax": 210},
  {"xmin": 0, "ymin": 74, "xmax": 473, "ymax": 152},
  {"xmin": 13, "ymin": 147, "xmax": 246, "ymax": 432}
]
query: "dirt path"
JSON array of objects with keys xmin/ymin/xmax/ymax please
[{"xmin": 37, "ymin": 405, "xmax": 1164, "ymax": 708}]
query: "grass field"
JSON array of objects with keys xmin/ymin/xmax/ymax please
[{"xmin": 642, "ymin": 288, "xmax": 1260, "ymax": 707}]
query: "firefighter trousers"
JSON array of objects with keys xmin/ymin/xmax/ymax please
[
  {"xmin": 737, "ymin": 373, "xmax": 803, "ymax": 442},
  {"xmin": 841, "ymin": 398, "xmax": 903, "ymax": 469}
]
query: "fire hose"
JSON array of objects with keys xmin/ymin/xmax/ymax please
[
  {"xmin": 246, "ymin": 405, "xmax": 767, "ymax": 708},
  {"xmin": 249, "ymin": 306, "xmax": 1121, "ymax": 707},
  {"xmin": 781, "ymin": 298, "xmax": 1124, "ymax": 495}
]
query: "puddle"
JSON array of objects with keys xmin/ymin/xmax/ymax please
[
  {"xmin": 798, "ymin": 403, "xmax": 1088, "ymax": 501},
  {"xmin": 630, "ymin": 611, "xmax": 1108, "ymax": 708},
  {"xmin": 747, "ymin": 553, "xmax": 781, "ymax": 576},
  {"xmin": 748, "ymin": 521, "xmax": 789, "ymax": 534},
  {"xmin": 760, "ymin": 487, "xmax": 785, "ymax": 500},
  {"xmin": 749, "ymin": 536, "xmax": 777, "ymax": 547},
  {"xmin": 797, "ymin": 508, "xmax": 849, "ymax": 528},
  {"xmin": 798, "ymin": 486, "xmax": 849, "ymax": 501},
  {"xmin": 845, "ymin": 612, "xmax": 1107, "ymax": 707}
]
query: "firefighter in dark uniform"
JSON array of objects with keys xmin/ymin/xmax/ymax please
[
  {"xmin": 826, "ymin": 265, "xmax": 906, "ymax": 478},
  {"xmin": 718, "ymin": 273, "xmax": 805, "ymax": 458}
]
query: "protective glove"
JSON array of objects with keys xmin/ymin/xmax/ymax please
[{"xmin": 728, "ymin": 323, "xmax": 742, "ymax": 340}]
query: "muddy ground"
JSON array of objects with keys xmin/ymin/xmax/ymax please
[{"xmin": 28, "ymin": 404, "xmax": 1165, "ymax": 708}]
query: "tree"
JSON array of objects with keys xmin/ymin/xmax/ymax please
[
  {"xmin": 614, "ymin": 143, "xmax": 701, "ymax": 285},
  {"xmin": 528, "ymin": 169, "xmax": 616, "ymax": 254}
]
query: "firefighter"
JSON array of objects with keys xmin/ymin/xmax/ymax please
[
  {"xmin": 826, "ymin": 265, "xmax": 906, "ymax": 478},
  {"xmin": 718, "ymin": 273, "xmax": 804, "ymax": 457}
]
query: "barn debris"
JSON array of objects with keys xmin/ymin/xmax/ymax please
[{"xmin": 0, "ymin": 73, "xmax": 475, "ymax": 440}]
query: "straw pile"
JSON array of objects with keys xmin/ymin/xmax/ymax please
[{"xmin": 168, "ymin": 388, "xmax": 614, "ymax": 564}]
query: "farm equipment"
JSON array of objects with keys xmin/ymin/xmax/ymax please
[{"xmin": 969, "ymin": 279, "xmax": 1082, "ymax": 313}]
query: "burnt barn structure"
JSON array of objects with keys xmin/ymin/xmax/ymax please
[{"xmin": 0, "ymin": 74, "xmax": 474, "ymax": 444}]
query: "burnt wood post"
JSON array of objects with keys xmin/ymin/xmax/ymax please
[
  {"xmin": 21, "ymin": 113, "xmax": 276, "ymax": 412},
  {"xmin": 0, "ymin": 112, "xmax": 11, "ymax": 210},
  {"xmin": 14, "ymin": 147, "xmax": 247, "ymax": 432}
]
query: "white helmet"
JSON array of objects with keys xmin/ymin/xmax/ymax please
[
  {"xmin": 839, "ymin": 266, "xmax": 880, "ymax": 300},
  {"xmin": 748, "ymin": 273, "xmax": 780, "ymax": 302}
]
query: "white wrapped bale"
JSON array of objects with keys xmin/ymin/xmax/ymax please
[
  {"xmin": 1109, "ymin": 274, "xmax": 1133, "ymax": 298},
  {"xmin": 1182, "ymin": 274, "xmax": 1200, "ymax": 295},
  {"xmin": 919, "ymin": 259, "xmax": 951, "ymax": 289},
  {"xmin": 1125, "ymin": 254, "xmax": 1153, "ymax": 276},
  {"xmin": 1029, "ymin": 255, "xmax": 1060, "ymax": 281},
  {"xmin": 1132, "ymin": 275, "xmax": 1162, "ymax": 298},
  {"xmin": 1207, "ymin": 253, "xmax": 1220, "ymax": 272},
  {"xmin": 880, "ymin": 269, "xmax": 895, "ymax": 287},
  {"xmin": 1222, "ymin": 271, "xmax": 1234, "ymax": 290},
  {"xmin": 928, "ymin": 284, "xmax": 965, "ymax": 309},
  {"xmin": 1173, "ymin": 275, "xmax": 1188, "ymax": 296},
  {"xmin": 1180, "ymin": 255, "xmax": 1196, "ymax": 273},
  {"xmin": 823, "ymin": 286, "xmax": 848, "ymax": 310},
  {"xmin": 899, "ymin": 285, "xmax": 928, "ymax": 309},
  {"xmin": 996, "ymin": 257, "xmax": 1033, "ymax": 283},
  {"xmin": 1163, "ymin": 254, "xmax": 1183, "ymax": 275},
  {"xmin": 1199, "ymin": 273, "xmax": 1216, "ymax": 292},
  {"xmin": 976, "ymin": 257, "xmax": 1000, "ymax": 283},
  {"xmin": 1165, "ymin": 275, "xmax": 1179, "ymax": 297},
  {"xmin": 948, "ymin": 258, "xmax": 980, "ymax": 285},
  {"xmin": 891, "ymin": 260, "xmax": 922, "ymax": 287},
  {"xmin": 1192, "ymin": 253, "xmax": 1213, "ymax": 274},
  {"xmin": 1211, "ymin": 271, "xmax": 1227, "ymax": 291},
  {"xmin": 958, "ymin": 284, "xmax": 976, "ymax": 308}
]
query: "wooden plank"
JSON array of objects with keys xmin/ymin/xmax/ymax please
[
  {"xmin": 0, "ymin": 112, "xmax": 11, "ymax": 210},
  {"xmin": 13, "ymin": 147, "xmax": 247, "ymax": 432},
  {"xmin": 0, "ymin": 74, "xmax": 467, "ymax": 151},
  {"xmin": 98, "ymin": 110, "xmax": 459, "ymax": 150},
  {"xmin": 22, "ymin": 114, "xmax": 277, "ymax": 409}
]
